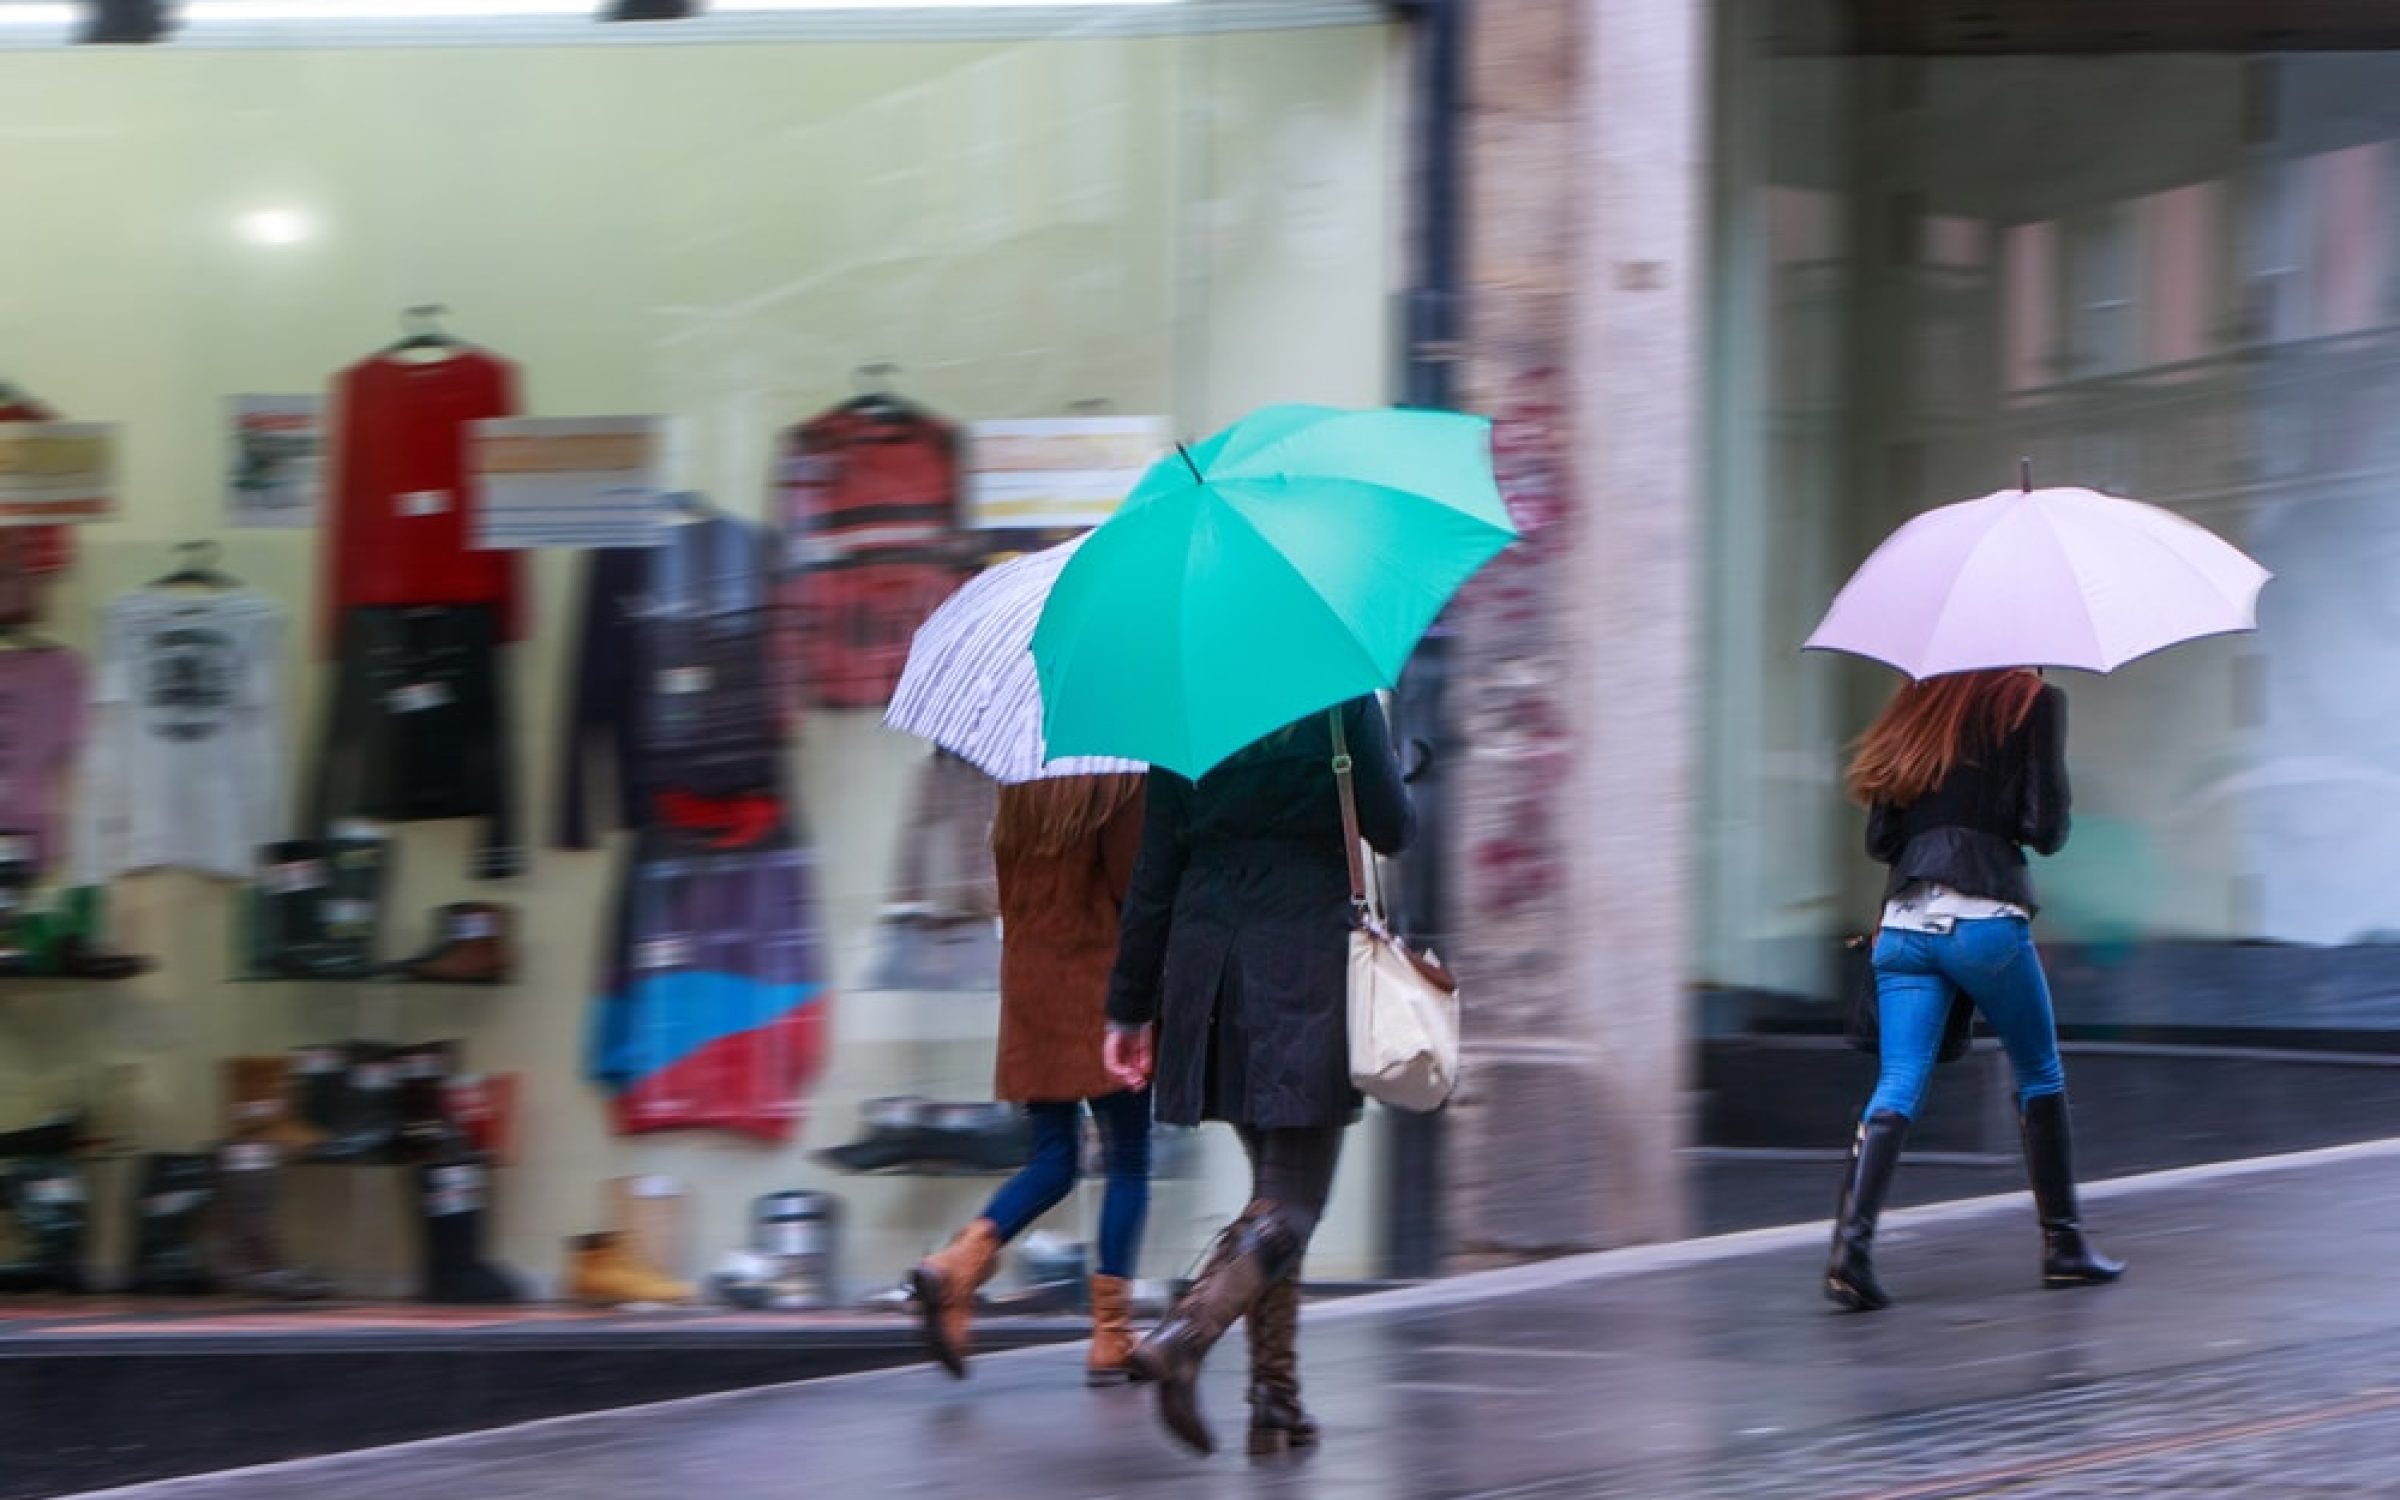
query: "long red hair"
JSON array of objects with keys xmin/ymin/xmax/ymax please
[
  {"xmin": 991, "ymin": 773, "xmax": 1144, "ymax": 859},
  {"xmin": 1845, "ymin": 669, "xmax": 2043, "ymax": 808}
]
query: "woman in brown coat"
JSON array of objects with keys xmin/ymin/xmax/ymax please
[{"xmin": 907, "ymin": 772, "xmax": 1152, "ymax": 1384}]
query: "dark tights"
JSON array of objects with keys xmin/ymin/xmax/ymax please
[{"xmin": 1234, "ymin": 1124, "xmax": 1346, "ymax": 1250}]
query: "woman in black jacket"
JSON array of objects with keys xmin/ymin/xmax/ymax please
[
  {"xmin": 1103, "ymin": 696, "xmax": 1414, "ymax": 1457},
  {"xmin": 1829, "ymin": 668, "xmax": 2123, "ymax": 1312}
]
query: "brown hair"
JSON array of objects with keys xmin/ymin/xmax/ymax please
[
  {"xmin": 991, "ymin": 773, "xmax": 1145, "ymax": 859},
  {"xmin": 1845, "ymin": 669, "xmax": 2043, "ymax": 808}
]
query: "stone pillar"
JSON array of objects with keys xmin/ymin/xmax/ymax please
[{"xmin": 1447, "ymin": 0, "xmax": 1703, "ymax": 1256}]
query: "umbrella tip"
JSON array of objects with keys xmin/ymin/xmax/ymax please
[
  {"xmin": 1176, "ymin": 442, "xmax": 1203, "ymax": 483},
  {"xmin": 2018, "ymin": 456, "xmax": 2033, "ymax": 492}
]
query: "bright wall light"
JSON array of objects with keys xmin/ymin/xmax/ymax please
[
  {"xmin": 0, "ymin": 5, "xmax": 78, "ymax": 27},
  {"xmin": 177, "ymin": 0, "xmax": 1183, "ymax": 17},
  {"xmin": 237, "ymin": 207, "xmax": 316, "ymax": 246}
]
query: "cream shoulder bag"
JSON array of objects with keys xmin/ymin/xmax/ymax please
[{"xmin": 1331, "ymin": 708, "xmax": 1461, "ymax": 1113}]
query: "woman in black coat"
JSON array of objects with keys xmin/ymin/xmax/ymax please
[{"xmin": 1103, "ymin": 695, "xmax": 1414, "ymax": 1457}]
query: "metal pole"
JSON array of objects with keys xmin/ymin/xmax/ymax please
[{"xmin": 1384, "ymin": 0, "xmax": 1466, "ymax": 1282}]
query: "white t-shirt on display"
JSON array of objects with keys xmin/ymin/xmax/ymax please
[{"xmin": 76, "ymin": 588, "xmax": 286, "ymax": 883}]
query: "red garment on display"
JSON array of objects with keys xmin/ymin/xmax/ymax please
[
  {"xmin": 775, "ymin": 401, "xmax": 966, "ymax": 711},
  {"xmin": 0, "ymin": 396, "xmax": 77, "ymax": 578},
  {"xmin": 321, "ymin": 349, "xmax": 525, "ymax": 653}
]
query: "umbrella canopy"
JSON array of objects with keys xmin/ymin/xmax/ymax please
[
  {"xmin": 884, "ymin": 536, "xmax": 1145, "ymax": 784},
  {"xmin": 1031, "ymin": 404, "xmax": 1514, "ymax": 779},
  {"xmin": 1804, "ymin": 484, "xmax": 2271, "ymax": 679}
]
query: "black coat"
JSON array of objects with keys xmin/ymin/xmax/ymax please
[
  {"xmin": 1106, "ymin": 698, "xmax": 1416, "ymax": 1129},
  {"xmin": 1866, "ymin": 683, "xmax": 2072, "ymax": 912}
]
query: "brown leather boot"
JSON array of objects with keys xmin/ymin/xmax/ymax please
[
  {"xmin": 1128, "ymin": 1207, "xmax": 1301, "ymax": 1457},
  {"xmin": 1247, "ymin": 1274, "xmax": 1318, "ymax": 1455},
  {"xmin": 396, "ymin": 903, "xmax": 515, "ymax": 985},
  {"xmin": 224, "ymin": 1057, "xmax": 327, "ymax": 1156},
  {"xmin": 1087, "ymin": 1274, "xmax": 1136, "ymax": 1386},
  {"xmin": 908, "ymin": 1219, "xmax": 1002, "ymax": 1378}
]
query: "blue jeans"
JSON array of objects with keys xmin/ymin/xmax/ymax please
[
  {"xmin": 1867, "ymin": 919, "xmax": 2068, "ymax": 1121},
  {"xmin": 979, "ymin": 1091, "xmax": 1152, "ymax": 1279}
]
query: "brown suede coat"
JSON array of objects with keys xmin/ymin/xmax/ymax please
[{"xmin": 992, "ymin": 789, "xmax": 1146, "ymax": 1102}]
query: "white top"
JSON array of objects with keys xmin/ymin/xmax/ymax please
[
  {"xmin": 1879, "ymin": 880, "xmax": 2031, "ymax": 935},
  {"xmin": 75, "ymin": 588, "xmax": 286, "ymax": 883}
]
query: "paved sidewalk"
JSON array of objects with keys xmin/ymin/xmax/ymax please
[{"xmin": 65, "ymin": 1140, "xmax": 2400, "ymax": 1499}]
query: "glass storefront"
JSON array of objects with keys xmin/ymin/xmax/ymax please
[
  {"xmin": 1711, "ymin": 2, "xmax": 2400, "ymax": 1046},
  {"xmin": 0, "ymin": 0, "xmax": 1402, "ymax": 1304}
]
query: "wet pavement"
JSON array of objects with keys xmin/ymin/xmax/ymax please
[{"xmin": 64, "ymin": 1140, "xmax": 2400, "ymax": 1499}]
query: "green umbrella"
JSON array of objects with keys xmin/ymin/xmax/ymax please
[{"xmin": 1031, "ymin": 403, "xmax": 1515, "ymax": 779}]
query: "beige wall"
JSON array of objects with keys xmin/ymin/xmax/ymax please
[{"xmin": 0, "ymin": 24, "xmax": 1400, "ymax": 1295}]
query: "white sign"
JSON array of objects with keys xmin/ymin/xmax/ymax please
[
  {"xmin": 226, "ymin": 395, "xmax": 323, "ymax": 529},
  {"xmin": 0, "ymin": 421, "xmax": 118, "ymax": 525},
  {"xmin": 964, "ymin": 416, "xmax": 1169, "ymax": 532},
  {"xmin": 469, "ymin": 416, "xmax": 669, "ymax": 550}
]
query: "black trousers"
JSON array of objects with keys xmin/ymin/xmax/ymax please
[
  {"xmin": 1234, "ymin": 1124, "xmax": 1346, "ymax": 1251},
  {"xmin": 310, "ymin": 605, "xmax": 521, "ymax": 880}
]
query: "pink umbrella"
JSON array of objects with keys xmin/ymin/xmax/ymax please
[{"xmin": 1804, "ymin": 478, "xmax": 2271, "ymax": 679}]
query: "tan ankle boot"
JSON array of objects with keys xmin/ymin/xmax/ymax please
[
  {"xmin": 1087, "ymin": 1274, "xmax": 1136, "ymax": 1386},
  {"xmin": 1246, "ymin": 1274, "xmax": 1318, "ymax": 1454},
  {"xmin": 908, "ymin": 1219, "xmax": 1002, "ymax": 1378}
]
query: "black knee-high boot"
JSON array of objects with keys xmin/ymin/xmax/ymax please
[
  {"xmin": 1825, "ymin": 1111, "xmax": 1909, "ymax": 1311},
  {"xmin": 2019, "ymin": 1092, "xmax": 2124, "ymax": 1288}
]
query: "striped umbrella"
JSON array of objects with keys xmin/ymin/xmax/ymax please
[{"xmin": 885, "ymin": 536, "xmax": 1146, "ymax": 784}]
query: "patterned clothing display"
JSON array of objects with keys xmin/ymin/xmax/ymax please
[
  {"xmin": 76, "ymin": 588, "xmax": 285, "ymax": 882},
  {"xmin": 0, "ymin": 646, "xmax": 84, "ymax": 869},
  {"xmin": 775, "ymin": 399, "xmax": 966, "ymax": 711},
  {"xmin": 321, "ymin": 347, "xmax": 526, "ymax": 652},
  {"xmin": 558, "ymin": 510, "xmax": 782, "ymax": 849},
  {"xmin": 587, "ymin": 815, "xmax": 829, "ymax": 1144},
  {"xmin": 0, "ymin": 393, "xmax": 75, "ymax": 583},
  {"xmin": 566, "ymin": 507, "xmax": 829, "ymax": 1140}
]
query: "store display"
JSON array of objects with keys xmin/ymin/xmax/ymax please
[
  {"xmin": 211, "ymin": 1141, "xmax": 332, "ymax": 1301},
  {"xmin": 0, "ymin": 645, "xmax": 86, "ymax": 872},
  {"xmin": 0, "ymin": 382, "xmax": 81, "ymax": 584},
  {"xmin": 749, "ymin": 1189, "xmax": 840, "ymax": 1310},
  {"xmin": 589, "ymin": 826, "xmax": 827, "ymax": 1143},
  {"xmin": 564, "ymin": 1230, "xmax": 694, "ymax": 1309},
  {"xmin": 222, "ymin": 1056, "xmax": 328, "ymax": 1156},
  {"xmin": 0, "ymin": 882, "xmax": 151, "ymax": 981},
  {"xmin": 865, "ymin": 749, "xmax": 1000, "ymax": 993},
  {"xmin": 244, "ymin": 834, "xmax": 392, "ymax": 980},
  {"xmin": 442, "ymin": 1072, "xmax": 519, "ymax": 1166},
  {"xmin": 776, "ymin": 382, "xmax": 968, "ymax": 711},
  {"xmin": 558, "ymin": 502, "xmax": 786, "ymax": 850},
  {"xmin": 417, "ymin": 1153, "xmax": 523, "ymax": 1305},
  {"xmin": 0, "ymin": 1112, "xmax": 78, "ymax": 1160},
  {"xmin": 308, "ymin": 603, "xmax": 522, "ymax": 881},
  {"xmin": 389, "ymin": 901, "xmax": 514, "ymax": 985},
  {"xmin": 393, "ymin": 1040, "xmax": 463, "ymax": 1163},
  {"xmin": 319, "ymin": 319, "xmax": 525, "ymax": 649},
  {"xmin": 606, "ymin": 1175, "xmax": 690, "ymax": 1285},
  {"xmin": 75, "ymin": 560, "xmax": 286, "ymax": 884},
  {"xmin": 127, "ymin": 1153, "xmax": 218, "ymax": 1296},
  {"xmin": 811, "ymin": 1096, "xmax": 1030, "ymax": 1177},
  {"xmin": 317, "ymin": 1043, "xmax": 403, "ymax": 1165},
  {"xmin": 0, "ymin": 1156, "xmax": 87, "ymax": 1292},
  {"xmin": 226, "ymin": 394, "xmax": 326, "ymax": 530}
]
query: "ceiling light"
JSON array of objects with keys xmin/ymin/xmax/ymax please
[
  {"xmin": 607, "ymin": 0, "xmax": 694, "ymax": 16},
  {"xmin": 82, "ymin": 0, "xmax": 173, "ymax": 41},
  {"xmin": 238, "ymin": 207, "xmax": 316, "ymax": 246}
]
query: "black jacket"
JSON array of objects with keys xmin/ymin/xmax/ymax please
[
  {"xmin": 1866, "ymin": 683, "xmax": 2071, "ymax": 913},
  {"xmin": 1106, "ymin": 698, "xmax": 1415, "ymax": 1129}
]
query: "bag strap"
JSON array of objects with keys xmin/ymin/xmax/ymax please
[{"xmin": 1329, "ymin": 707, "xmax": 1372, "ymax": 919}]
